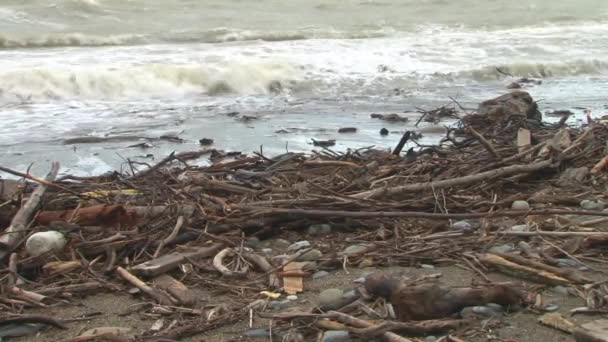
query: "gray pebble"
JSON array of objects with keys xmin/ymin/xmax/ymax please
[
  {"xmin": 319, "ymin": 288, "xmax": 344, "ymax": 309},
  {"xmin": 296, "ymin": 249, "xmax": 323, "ymax": 261},
  {"xmin": 353, "ymin": 277, "xmax": 366, "ymax": 284},
  {"xmin": 511, "ymin": 200, "xmax": 530, "ymax": 210},
  {"xmin": 342, "ymin": 289, "xmax": 358, "ymax": 302},
  {"xmin": 510, "ymin": 224, "xmax": 529, "ymax": 232},
  {"xmin": 287, "ymin": 241, "xmax": 311, "ymax": 253},
  {"xmin": 551, "ymin": 286, "xmax": 570, "ymax": 296},
  {"xmin": 322, "ymin": 330, "xmax": 351, "ymax": 342},
  {"xmin": 271, "ymin": 239, "xmax": 292, "ymax": 250},
  {"xmin": 287, "ymin": 295, "xmax": 298, "ymax": 301},
  {"xmin": 543, "ymin": 304, "xmax": 560, "ymax": 312},
  {"xmin": 420, "ymin": 264, "xmax": 435, "ymax": 269},
  {"xmin": 471, "ymin": 305, "xmax": 503, "ymax": 317},
  {"xmin": 261, "ymin": 248, "xmax": 273, "ymax": 255},
  {"xmin": 452, "ymin": 220, "xmax": 472, "ymax": 231},
  {"xmin": 425, "ymin": 337, "xmax": 437, "ymax": 342},
  {"xmin": 244, "ymin": 328, "xmax": 270, "ymax": 337},
  {"xmin": 581, "ymin": 200, "xmax": 605, "ymax": 211},
  {"xmin": 245, "ymin": 237, "xmax": 260, "ymax": 249},
  {"xmin": 313, "ymin": 271, "xmax": 330, "ymax": 279},
  {"xmin": 489, "ymin": 244, "xmax": 514, "ymax": 254},
  {"xmin": 341, "ymin": 244, "xmax": 368, "ymax": 256},
  {"xmin": 307, "ymin": 224, "xmax": 332, "ymax": 235},
  {"xmin": 269, "ymin": 300, "xmax": 290, "ymax": 310}
]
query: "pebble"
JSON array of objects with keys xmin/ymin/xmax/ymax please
[
  {"xmin": 296, "ymin": 249, "xmax": 323, "ymax": 261},
  {"xmin": 313, "ymin": 271, "xmax": 330, "ymax": 279},
  {"xmin": 25, "ymin": 231, "xmax": 67, "ymax": 257},
  {"xmin": 511, "ymin": 200, "xmax": 530, "ymax": 210},
  {"xmin": 425, "ymin": 337, "xmax": 438, "ymax": 342},
  {"xmin": 353, "ymin": 277, "xmax": 366, "ymax": 284},
  {"xmin": 245, "ymin": 237, "xmax": 260, "ymax": 249},
  {"xmin": 452, "ymin": 220, "xmax": 472, "ymax": 232},
  {"xmin": 469, "ymin": 305, "xmax": 503, "ymax": 317},
  {"xmin": 269, "ymin": 300, "xmax": 290, "ymax": 310},
  {"xmin": 322, "ymin": 330, "xmax": 351, "ymax": 342},
  {"xmin": 341, "ymin": 244, "xmax": 368, "ymax": 256},
  {"xmin": 557, "ymin": 258, "xmax": 580, "ymax": 268},
  {"xmin": 489, "ymin": 244, "xmax": 514, "ymax": 254},
  {"xmin": 287, "ymin": 295, "xmax": 298, "ymax": 301},
  {"xmin": 271, "ymin": 239, "xmax": 291, "ymax": 251},
  {"xmin": 510, "ymin": 224, "xmax": 529, "ymax": 232},
  {"xmin": 261, "ymin": 248, "xmax": 273, "ymax": 255},
  {"xmin": 551, "ymin": 286, "xmax": 570, "ymax": 296},
  {"xmin": 342, "ymin": 289, "xmax": 359, "ymax": 302},
  {"xmin": 543, "ymin": 304, "xmax": 560, "ymax": 312},
  {"xmin": 244, "ymin": 328, "xmax": 270, "ymax": 337},
  {"xmin": 319, "ymin": 288, "xmax": 344, "ymax": 309},
  {"xmin": 486, "ymin": 303, "xmax": 505, "ymax": 312},
  {"xmin": 420, "ymin": 264, "xmax": 435, "ymax": 269},
  {"xmin": 307, "ymin": 224, "xmax": 332, "ymax": 235},
  {"xmin": 358, "ymin": 258, "xmax": 374, "ymax": 268},
  {"xmin": 287, "ymin": 241, "xmax": 311, "ymax": 253},
  {"xmin": 581, "ymin": 200, "xmax": 605, "ymax": 211}
]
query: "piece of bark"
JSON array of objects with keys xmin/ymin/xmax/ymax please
[
  {"xmin": 42, "ymin": 260, "xmax": 82, "ymax": 276},
  {"xmin": 36, "ymin": 204, "xmax": 136, "ymax": 227},
  {"xmin": 538, "ymin": 312, "xmax": 575, "ymax": 334},
  {"xmin": 0, "ymin": 162, "xmax": 60, "ymax": 259},
  {"xmin": 517, "ymin": 128, "xmax": 531, "ymax": 153},
  {"xmin": 364, "ymin": 272, "xmax": 522, "ymax": 321},
  {"xmin": 575, "ymin": 320, "xmax": 608, "ymax": 342},
  {"xmin": 478, "ymin": 253, "xmax": 570, "ymax": 286},
  {"xmin": 153, "ymin": 274, "xmax": 196, "ymax": 306},
  {"xmin": 493, "ymin": 253, "xmax": 592, "ymax": 284},
  {"xmin": 283, "ymin": 262, "xmax": 307, "ymax": 294},
  {"xmin": 131, "ymin": 243, "xmax": 224, "ymax": 277}
]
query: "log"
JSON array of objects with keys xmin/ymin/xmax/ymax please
[
  {"xmin": 478, "ymin": 253, "xmax": 570, "ymax": 285},
  {"xmin": 131, "ymin": 243, "xmax": 224, "ymax": 277},
  {"xmin": 0, "ymin": 162, "xmax": 60, "ymax": 260},
  {"xmin": 115, "ymin": 266, "xmax": 173, "ymax": 305},
  {"xmin": 494, "ymin": 252, "xmax": 592, "ymax": 284},
  {"xmin": 153, "ymin": 274, "xmax": 196, "ymax": 306},
  {"xmin": 36, "ymin": 204, "xmax": 136, "ymax": 227},
  {"xmin": 353, "ymin": 159, "xmax": 553, "ymax": 199}
]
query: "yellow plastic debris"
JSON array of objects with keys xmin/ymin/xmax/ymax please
[{"xmin": 260, "ymin": 291, "xmax": 281, "ymax": 299}]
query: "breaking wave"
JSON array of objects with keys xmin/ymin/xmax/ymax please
[
  {"xmin": 0, "ymin": 63, "xmax": 301, "ymax": 102},
  {"xmin": 0, "ymin": 27, "xmax": 396, "ymax": 49},
  {"xmin": 456, "ymin": 60, "xmax": 608, "ymax": 80}
]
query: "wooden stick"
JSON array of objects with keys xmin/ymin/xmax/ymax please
[
  {"xmin": 302, "ymin": 160, "xmax": 360, "ymax": 168},
  {"xmin": 37, "ymin": 282, "xmax": 103, "ymax": 295},
  {"xmin": 153, "ymin": 216, "xmax": 184, "ymax": 258},
  {"xmin": 0, "ymin": 163, "xmax": 84, "ymax": 199},
  {"xmin": 467, "ymin": 127, "xmax": 500, "ymax": 159},
  {"xmin": 0, "ymin": 162, "xmax": 60, "ymax": 259},
  {"xmin": 236, "ymin": 206, "xmax": 608, "ymax": 220},
  {"xmin": 478, "ymin": 253, "xmax": 570, "ymax": 286},
  {"xmin": 8, "ymin": 253, "xmax": 17, "ymax": 287},
  {"xmin": 496, "ymin": 231, "xmax": 608, "ymax": 237},
  {"xmin": 115, "ymin": 266, "xmax": 174, "ymax": 305},
  {"xmin": 392, "ymin": 131, "xmax": 411, "ymax": 156},
  {"xmin": 352, "ymin": 159, "xmax": 553, "ymax": 199},
  {"xmin": 493, "ymin": 252, "xmax": 592, "ymax": 284},
  {"xmin": 0, "ymin": 314, "xmax": 68, "ymax": 329}
]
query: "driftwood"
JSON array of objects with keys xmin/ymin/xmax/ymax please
[
  {"xmin": 353, "ymin": 159, "xmax": 553, "ymax": 199},
  {"xmin": 131, "ymin": 243, "xmax": 224, "ymax": 277},
  {"xmin": 493, "ymin": 252, "xmax": 592, "ymax": 284},
  {"xmin": 115, "ymin": 266, "xmax": 173, "ymax": 305},
  {"xmin": 36, "ymin": 204, "xmax": 136, "ymax": 227},
  {"xmin": 153, "ymin": 274, "xmax": 196, "ymax": 306},
  {"xmin": 0, "ymin": 162, "xmax": 60, "ymax": 260},
  {"xmin": 478, "ymin": 253, "xmax": 570, "ymax": 286}
]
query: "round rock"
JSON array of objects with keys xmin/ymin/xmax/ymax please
[
  {"xmin": 296, "ymin": 249, "xmax": 323, "ymax": 261},
  {"xmin": 287, "ymin": 241, "xmax": 311, "ymax": 253},
  {"xmin": 319, "ymin": 288, "xmax": 344, "ymax": 309},
  {"xmin": 511, "ymin": 200, "xmax": 530, "ymax": 210}
]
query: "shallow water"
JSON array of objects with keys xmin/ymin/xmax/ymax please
[{"xmin": 0, "ymin": 0, "xmax": 607, "ymax": 176}]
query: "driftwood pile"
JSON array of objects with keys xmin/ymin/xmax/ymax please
[{"xmin": 2, "ymin": 91, "xmax": 608, "ymax": 341}]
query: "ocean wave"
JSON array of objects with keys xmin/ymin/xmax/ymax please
[
  {"xmin": 456, "ymin": 60, "xmax": 608, "ymax": 80},
  {"xmin": 0, "ymin": 63, "xmax": 300, "ymax": 101},
  {"xmin": 0, "ymin": 27, "xmax": 396, "ymax": 49}
]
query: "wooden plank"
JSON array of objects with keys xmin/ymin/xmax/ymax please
[{"xmin": 283, "ymin": 262, "xmax": 307, "ymax": 294}]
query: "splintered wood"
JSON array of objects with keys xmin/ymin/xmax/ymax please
[{"xmin": 283, "ymin": 262, "xmax": 307, "ymax": 294}]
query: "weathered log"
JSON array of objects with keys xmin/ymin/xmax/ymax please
[{"xmin": 0, "ymin": 162, "xmax": 60, "ymax": 260}]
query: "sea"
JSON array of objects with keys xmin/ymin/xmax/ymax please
[{"xmin": 1, "ymin": 0, "xmax": 607, "ymax": 176}]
